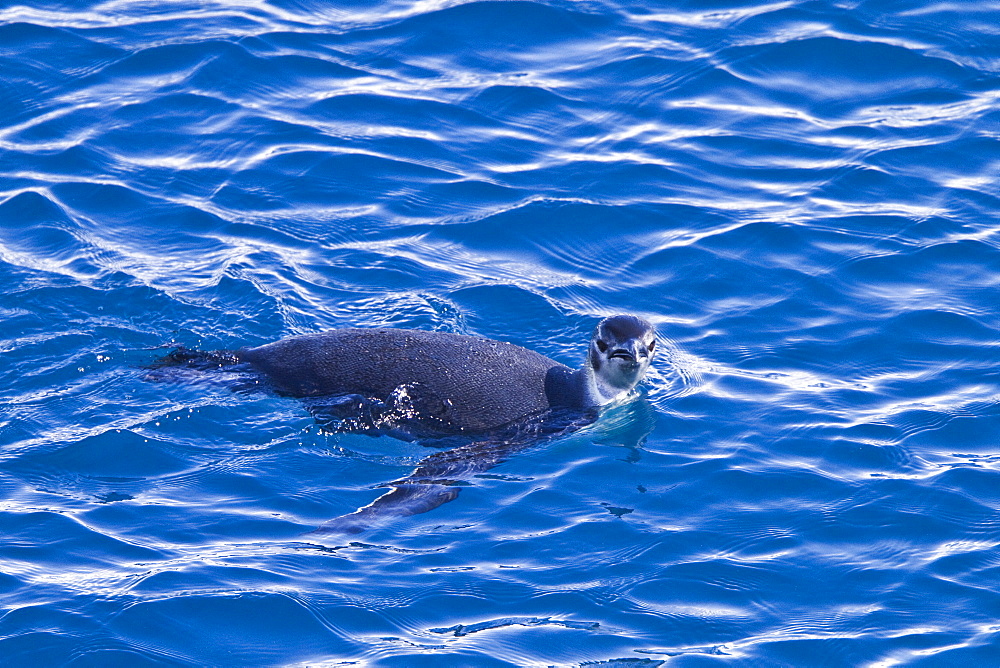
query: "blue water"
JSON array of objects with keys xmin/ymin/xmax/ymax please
[{"xmin": 2, "ymin": 0, "xmax": 1000, "ymax": 664}]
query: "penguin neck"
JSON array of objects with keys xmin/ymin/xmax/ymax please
[{"xmin": 577, "ymin": 364, "xmax": 636, "ymax": 407}]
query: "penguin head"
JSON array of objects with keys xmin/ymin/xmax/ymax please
[{"xmin": 588, "ymin": 314, "xmax": 656, "ymax": 395}]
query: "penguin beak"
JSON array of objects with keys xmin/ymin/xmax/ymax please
[
  {"xmin": 608, "ymin": 340, "xmax": 644, "ymax": 364},
  {"xmin": 609, "ymin": 349, "xmax": 635, "ymax": 362}
]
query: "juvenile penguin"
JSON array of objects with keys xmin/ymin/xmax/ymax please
[
  {"xmin": 233, "ymin": 314, "xmax": 656, "ymax": 433},
  {"xmin": 148, "ymin": 315, "xmax": 657, "ymax": 532}
]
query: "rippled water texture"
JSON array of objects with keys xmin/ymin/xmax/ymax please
[{"xmin": 2, "ymin": 0, "xmax": 1000, "ymax": 665}]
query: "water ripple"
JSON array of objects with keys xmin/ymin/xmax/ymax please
[{"xmin": 3, "ymin": 0, "xmax": 1000, "ymax": 665}]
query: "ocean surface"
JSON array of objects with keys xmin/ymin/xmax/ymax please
[{"xmin": 2, "ymin": 0, "xmax": 1000, "ymax": 665}]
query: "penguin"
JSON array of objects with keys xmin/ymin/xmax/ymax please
[
  {"xmin": 148, "ymin": 314, "xmax": 657, "ymax": 533},
  {"xmin": 233, "ymin": 313, "xmax": 656, "ymax": 433}
]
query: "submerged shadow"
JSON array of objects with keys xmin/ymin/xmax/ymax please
[{"xmin": 310, "ymin": 400, "xmax": 658, "ymax": 536}]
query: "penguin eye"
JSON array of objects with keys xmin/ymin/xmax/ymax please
[
  {"xmin": 648, "ymin": 340, "xmax": 656, "ymax": 352},
  {"xmin": 596, "ymin": 340, "xmax": 608, "ymax": 353}
]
